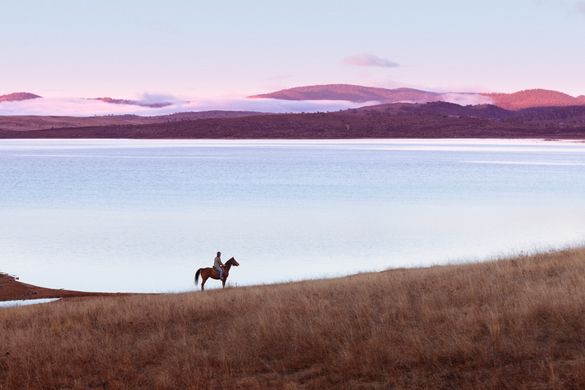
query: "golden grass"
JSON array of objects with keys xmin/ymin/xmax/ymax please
[{"xmin": 2, "ymin": 248, "xmax": 585, "ymax": 389}]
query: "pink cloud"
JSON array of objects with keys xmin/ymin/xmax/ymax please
[{"xmin": 343, "ymin": 54, "xmax": 399, "ymax": 68}]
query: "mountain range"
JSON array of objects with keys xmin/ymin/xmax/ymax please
[
  {"xmin": 2, "ymin": 81, "xmax": 585, "ymax": 138},
  {"xmin": 3, "ymin": 84, "xmax": 585, "ymax": 114},
  {"xmin": 251, "ymin": 84, "xmax": 585, "ymax": 110}
]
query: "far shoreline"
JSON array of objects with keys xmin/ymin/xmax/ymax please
[
  {"xmin": 0, "ymin": 137, "xmax": 584, "ymax": 143},
  {"xmin": 0, "ymin": 273, "xmax": 133, "ymax": 302}
]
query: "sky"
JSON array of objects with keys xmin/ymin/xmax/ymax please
[{"xmin": 1, "ymin": 0, "xmax": 585, "ymax": 101}]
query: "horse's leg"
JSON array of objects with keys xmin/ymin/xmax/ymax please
[
  {"xmin": 201, "ymin": 275, "xmax": 207, "ymax": 291},
  {"xmin": 222, "ymin": 278, "xmax": 226, "ymax": 288}
]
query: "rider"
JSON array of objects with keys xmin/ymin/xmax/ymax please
[{"xmin": 214, "ymin": 251, "xmax": 224, "ymax": 280}]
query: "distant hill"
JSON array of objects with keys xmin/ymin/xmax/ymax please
[
  {"xmin": 250, "ymin": 84, "xmax": 440, "ymax": 103},
  {"xmin": 0, "ymin": 92, "xmax": 41, "ymax": 102},
  {"xmin": 485, "ymin": 89, "xmax": 585, "ymax": 110},
  {"xmin": 252, "ymin": 84, "xmax": 585, "ymax": 110}
]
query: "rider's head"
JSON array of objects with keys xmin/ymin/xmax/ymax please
[{"xmin": 217, "ymin": 251, "xmax": 221, "ymax": 256}]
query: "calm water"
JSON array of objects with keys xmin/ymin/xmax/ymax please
[{"xmin": 1, "ymin": 139, "xmax": 584, "ymax": 292}]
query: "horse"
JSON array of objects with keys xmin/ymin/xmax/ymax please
[{"xmin": 194, "ymin": 257, "xmax": 240, "ymax": 291}]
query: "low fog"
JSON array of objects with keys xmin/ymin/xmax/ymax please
[{"xmin": 0, "ymin": 97, "xmax": 365, "ymax": 117}]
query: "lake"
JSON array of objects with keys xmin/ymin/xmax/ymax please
[{"xmin": 1, "ymin": 139, "xmax": 584, "ymax": 292}]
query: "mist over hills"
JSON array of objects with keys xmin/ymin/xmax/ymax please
[
  {"xmin": 1, "ymin": 83, "xmax": 585, "ymax": 139},
  {"xmin": 0, "ymin": 92, "xmax": 359, "ymax": 116},
  {"xmin": 91, "ymin": 97, "xmax": 175, "ymax": 108},
  {"xmin": 252, "ymin": 84, "xmax": 585, "ymax": 110},
  {"xmin": 3, "ymin": 84, "xmax": 585, "ymax": 118}
]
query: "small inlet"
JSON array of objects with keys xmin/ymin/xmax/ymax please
[{"xmin": 0, "ymin": 298, "xmax": 61, "ymax": 308}]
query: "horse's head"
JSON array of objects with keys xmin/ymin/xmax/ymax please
[{"xmin": 226, "ymin": 257, "xmax": 240, "ymax": 267}]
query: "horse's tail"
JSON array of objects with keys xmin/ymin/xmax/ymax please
[{"xmin": 195, "ymin": 268, "xmax": 202, "ymax": 287}]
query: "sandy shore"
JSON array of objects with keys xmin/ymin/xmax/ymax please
[{"xmin": 0, "ymin": 273, "xmax": 129, "ymax": 302}]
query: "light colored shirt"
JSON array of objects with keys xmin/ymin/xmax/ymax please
[{"xmin": 214, "ymin": 256, "xmax": 223, "ymax": 269}]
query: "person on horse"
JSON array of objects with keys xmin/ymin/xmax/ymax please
[{"xmin": 214, "ymin": 251, "xmax": 225, "ymax": 280}]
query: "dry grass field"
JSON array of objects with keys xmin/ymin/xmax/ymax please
[{"xmin": 1, "ymin": 248, "xmax": 585, "ymax": 389}]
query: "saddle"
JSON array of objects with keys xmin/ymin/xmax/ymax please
[{"xmin": 214, "ymin": 265, "xmax": 226, "ymax": 279}]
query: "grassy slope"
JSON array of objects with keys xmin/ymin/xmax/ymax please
[
  {"xmin": 1, "ymin": 248, "xmax": 585, "ymax": 389},
  {"xmin": 0, "ymin": 111, "xmax": 264, "ymax": 132}
]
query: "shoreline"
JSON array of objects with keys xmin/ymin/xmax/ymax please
[
  {"xmin": 0, "ymin": 273, "xmax": 131, "ymax": 302},
  {"xmin": 0, "ymin": 137, "xmax": 583, "ymax": 143}
]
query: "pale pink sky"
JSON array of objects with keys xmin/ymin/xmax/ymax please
[{"xmin": 1, "ymin": 0, "xmax": 585, "ymax": 100}]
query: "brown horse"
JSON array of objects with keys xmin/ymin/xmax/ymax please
[{"xmin": 194, "ymin": 257, "xmax": 239, "ymax": 291}]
